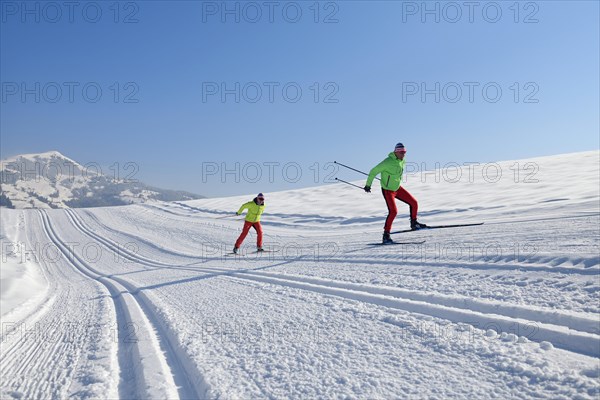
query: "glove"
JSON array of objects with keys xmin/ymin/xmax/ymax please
[
  {"xmin": 364, "ymin": 185, "xmax": 371, "ymax": 193},
  {"xmin": 236, "ymin": 212, "xmax": 240, "ymax": 216}
]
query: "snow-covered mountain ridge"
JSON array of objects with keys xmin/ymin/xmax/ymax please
[{"xmin": 0, "ymin": 151, "xmax": 203, "ymax": 208}]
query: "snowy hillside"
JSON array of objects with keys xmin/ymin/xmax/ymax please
[
  {"xmin": 0, "ymin": 151, "xmax": 203, "ymax": 209},
  {"xmin": 1, "ymin": 151, "xmax": 599, "ymax": 399}
]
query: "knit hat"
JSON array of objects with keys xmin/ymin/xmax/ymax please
[
  {"xmin": 394, "ymin": 143, "xmax": 406, "ymax": 152},
  {"xmin": 257, "ymin": 193, "xmax": 265, "ymax": 199}
]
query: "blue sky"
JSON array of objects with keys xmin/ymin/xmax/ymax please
[{"xmin": 1, "ymin": 0, "xmax": 598, "ymax": 197}]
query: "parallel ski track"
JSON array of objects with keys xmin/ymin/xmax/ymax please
[
  {"xmin": 65, "ymin": 209, "xmax": 600, "ymax": 358},
  {"xmin": 41, "ymin": 210, "xmax": 205, "ymax": 400},
  {"xmin": 82, "ymin": 209, "xmax": 217, "ymax": 259},
  {"xmin": 73, "ymin": 208, "xmax": 598, "ymax": 277},
  {"xmin": 1, "ymin": 285, "xmax": 96, "ymax": 398},
  {"xmin": 1, "ymin": 213, "xmax": 108, "ymax": 399}
]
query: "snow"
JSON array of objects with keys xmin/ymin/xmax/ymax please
[
  {"xmin": 0, "ymin": 210, "xmax": 48, "ymax": 320},
  {"xmin": 1, "ymin": 151, "xmax": 599, "ymax": 399}
]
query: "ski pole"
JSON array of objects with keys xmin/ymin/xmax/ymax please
[
  {"xmin": 335, "ymin": 177, "xmax": 367, "ymax": 190},
  {"xmin": 334, "ymin": 161, "xmax": 380, "ymax": 181},
  {"xmin": 215, "ymin": 214, "xmax": 236, "ymax": 219}
]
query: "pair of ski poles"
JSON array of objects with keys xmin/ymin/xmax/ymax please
[
  {"xmin": 333, "ymin": 161, "xmax": 379, "ymax": 190},
  {"xmin": 212, "ymin": 162, "xmax": 372, "ymax": 216}
]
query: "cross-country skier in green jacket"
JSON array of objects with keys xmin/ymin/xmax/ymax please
[
  {"xmin": 364, "ymin": 143, "xmax": 427, "ymax": 244},
  {"xmin": 233, "ymin": 193, "xmax": 265, "ymax": 253}
]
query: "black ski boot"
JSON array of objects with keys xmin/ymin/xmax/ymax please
[
  {"xmin": 233, "ymin": 247, "xmax": 239, "ymax": 254},
  {"xmin": 410, "ymin": 219, "xmax": 428, "ymax": 231},
  {"xmin": 256, "ymin": 247, "xmax": 264, "ymax": 252},
  {"xmin": 382, "ymin": 231, "xmax": 394, "ymax": 244}
]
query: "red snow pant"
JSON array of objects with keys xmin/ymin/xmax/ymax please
[
  {"xmin": 235, "ymin": 221, "xmax": 263, "ymax": 248},
  {"xmin": 382, "ymin": 187, "xmax": 418, "ymax": 232}
]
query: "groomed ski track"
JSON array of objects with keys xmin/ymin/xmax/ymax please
[{"xmin": 63, "ymin": 208, "xmax": 600, "ymax": 357}]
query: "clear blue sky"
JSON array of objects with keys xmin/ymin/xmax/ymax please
[{"xmin": 1, "ymin": 0, "xmax": 598, "ymax": 197}]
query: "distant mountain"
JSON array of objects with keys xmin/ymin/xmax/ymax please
[{"xmin": 0, "ymin": 151, "xmax": 204, "ymax": 209}]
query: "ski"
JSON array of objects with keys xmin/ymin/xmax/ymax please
[
  {"xmin": 391, "ymin": 222, "xmax": 484, "ymax": 234},
  {"xmin": 367, "ymin": 240, "xmax": 426, "ymax": 246},
  {"xmin": 225, "ymin": 250, "xmax": 278, "ymax": 256}
]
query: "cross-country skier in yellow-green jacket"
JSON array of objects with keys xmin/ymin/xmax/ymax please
[{"xmin": 233, "ymin": 193, "xmax": 265, "ymax": 253}]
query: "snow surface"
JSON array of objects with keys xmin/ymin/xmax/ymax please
[
  {"xmin": 0, "ymin": 210, "xmax": 48, "ymax": 319},
  {"xmin": 1, "ymin": 151, "xmax": 599, "ymax": 399}
]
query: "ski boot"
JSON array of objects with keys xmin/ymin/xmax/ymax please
[
  {"xmin": 233, "ymin": 247, "xmax": 239, "ymax": 254},
  {"xmin": 410, "ymin": 219, "xmax": 428, "ymax": 231},
  {"xmin": 256, "ymin": 247, "xmax": 264, "ymax": 252},
  {"xmin": 382, "ymin": 231, "xmax": 394, "ymax": 244}
]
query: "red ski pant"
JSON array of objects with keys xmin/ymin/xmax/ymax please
[
  {"xmin": 382, "ymin": 187, "xmax": 418, "ymax": 232},
  {"xmin": 235, "ymin": 221, "xmax": 263, "ymax": 248}
]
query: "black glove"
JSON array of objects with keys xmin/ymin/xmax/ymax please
[{"xmin": 364, "ymin": 185, "xmax": 371, "ymax": 193}]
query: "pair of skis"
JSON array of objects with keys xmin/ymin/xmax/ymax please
[
  {"xmin": 367, "ymin": 222, "xmax": 484, "ymax": 246},
  {"xmin": 225, "ymin": 249, "xmax": 277, "ymax": 256}
]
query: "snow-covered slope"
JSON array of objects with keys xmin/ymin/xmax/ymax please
[
  {"xmin": 1, "ymin": 151, "xmax": 599, "ymax": 399},
  {"xmin": 0, "ymin": 151, "xmax": 203, "ymax": 209},
  {"xmin": 189, "ymin": 150, "xmax": 599, "ymax": 226}
]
